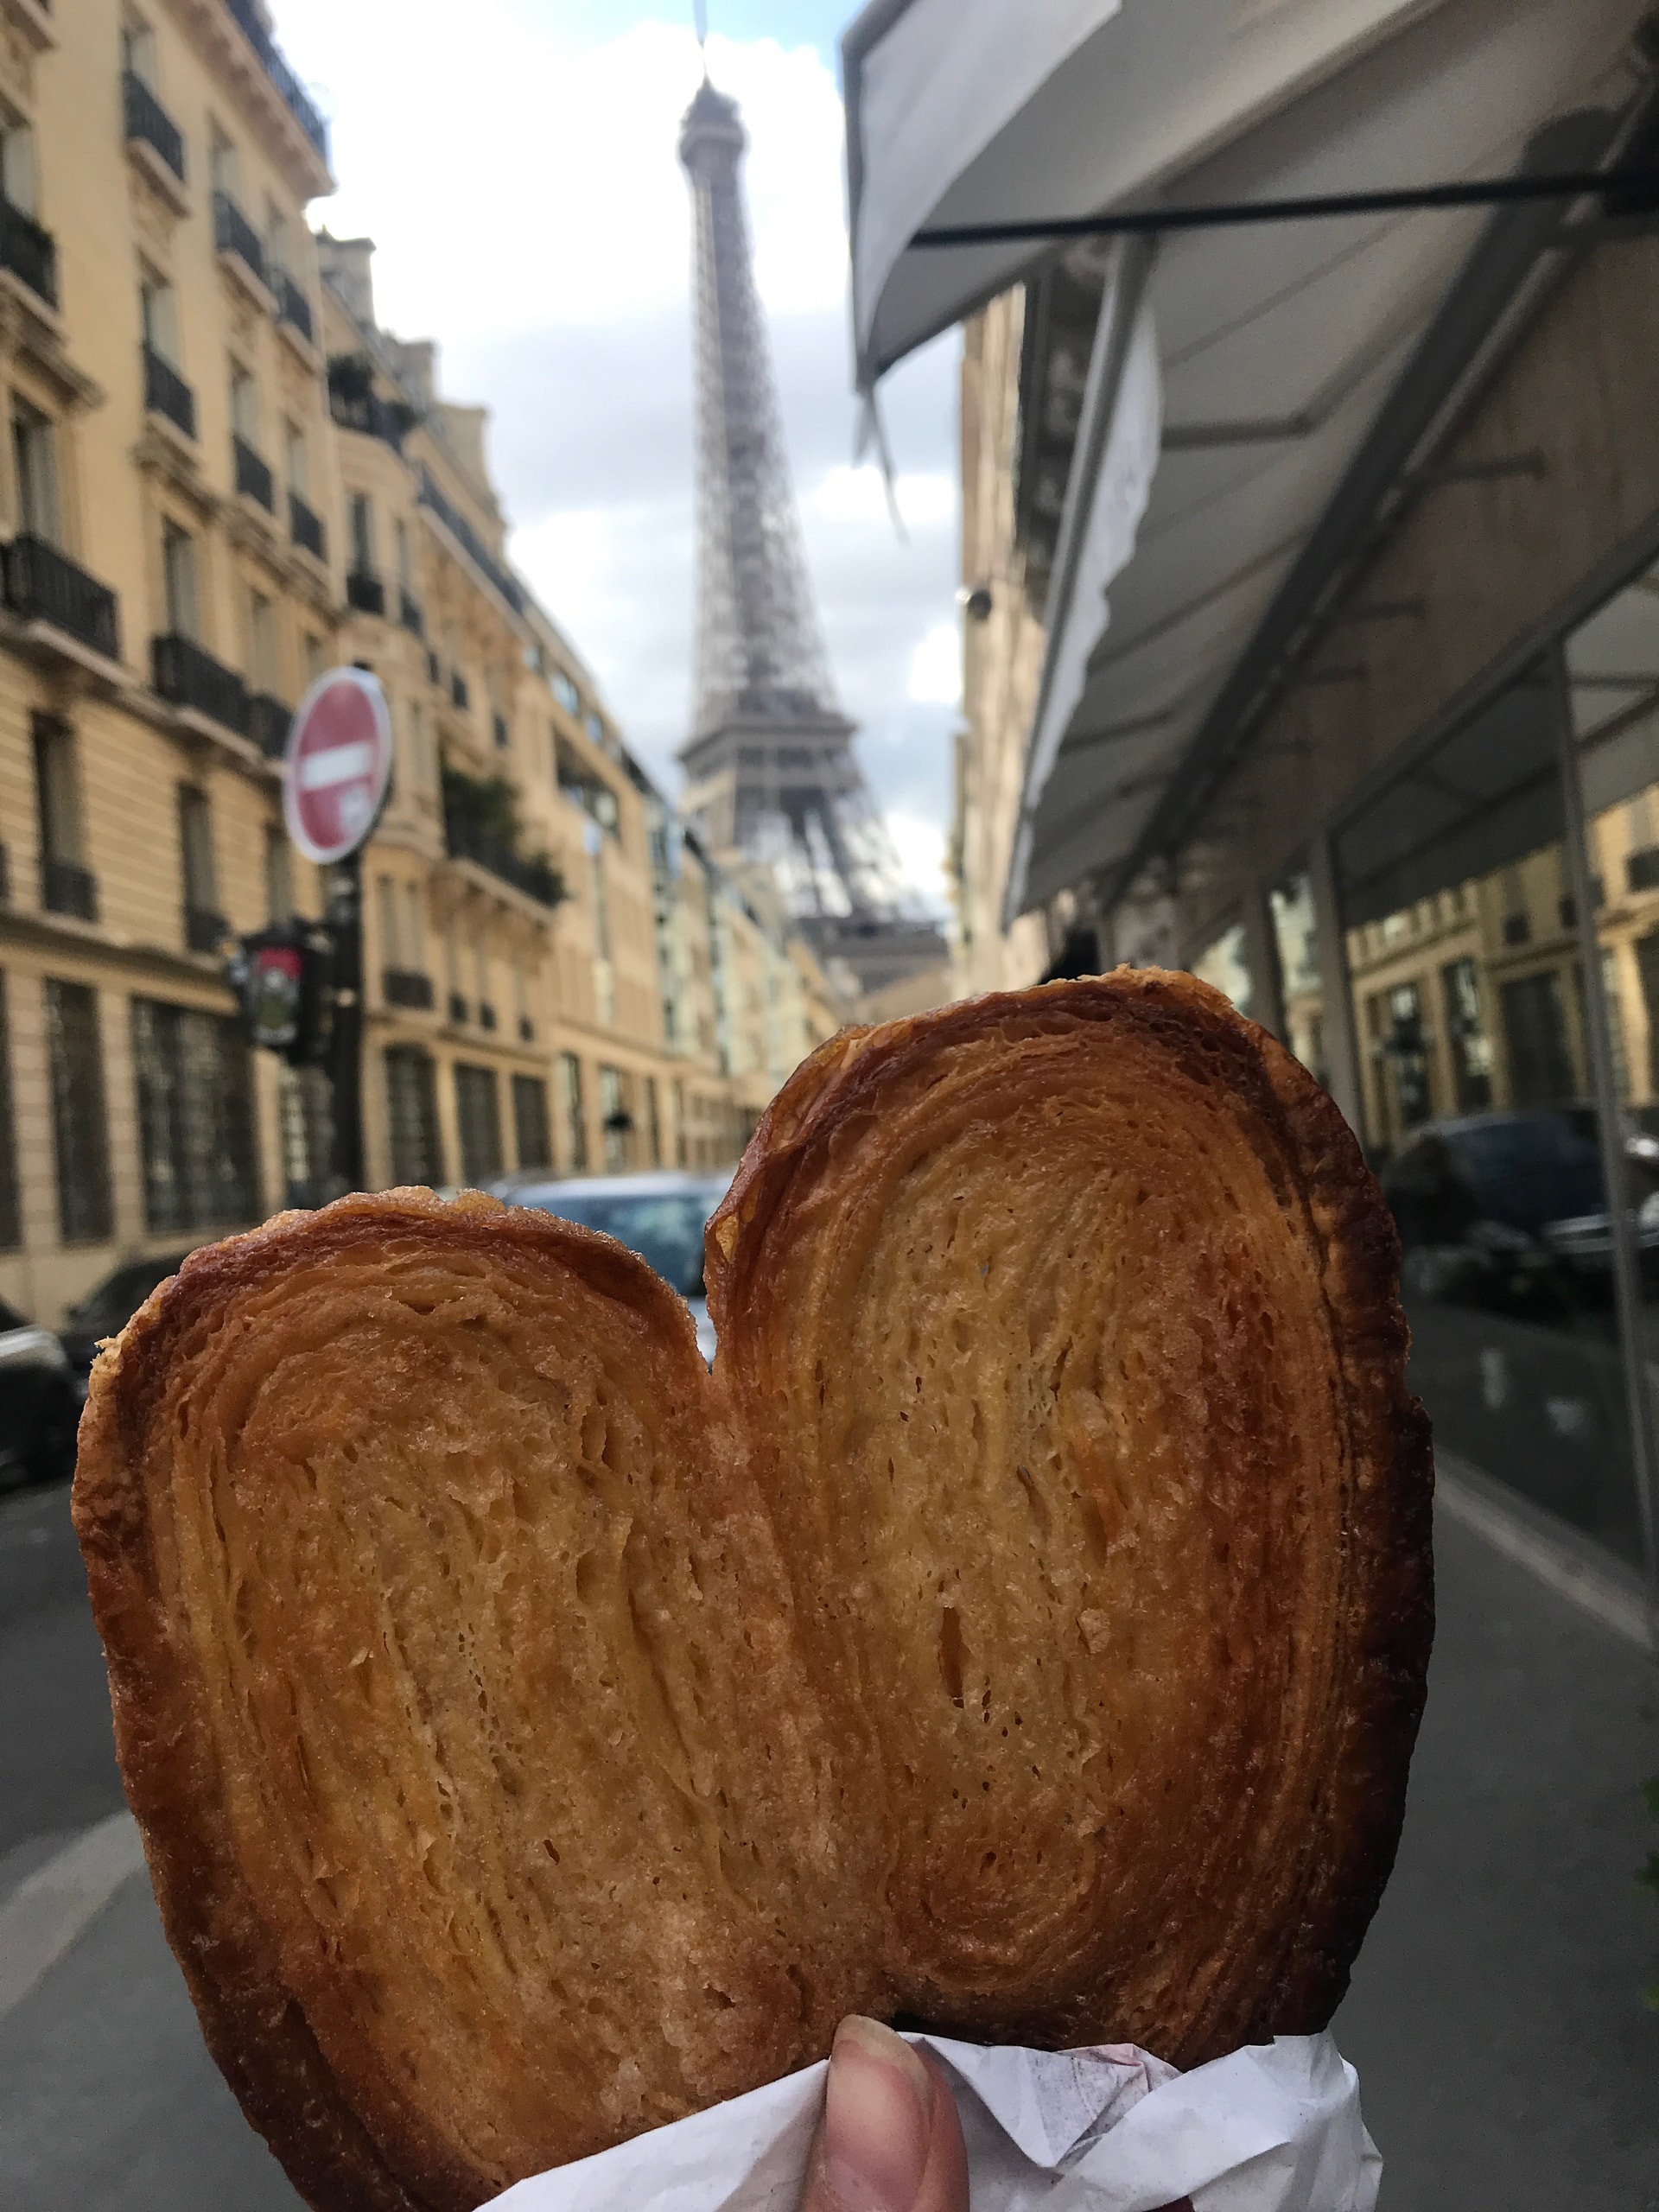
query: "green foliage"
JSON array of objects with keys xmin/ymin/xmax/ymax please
[
  {"xmin": 440, "ymin": 762, "xmax": 567, "ymax": 910},
  {"xmin": 326, "ymin": 351, "xmax": 374, "ymax": 404}
]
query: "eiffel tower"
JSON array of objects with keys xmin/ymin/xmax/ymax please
[{"xmin": 677, "ymin": 74, "xmax": 944, "ymax": 998}]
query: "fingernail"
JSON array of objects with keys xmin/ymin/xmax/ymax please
[{"xmin": 818, "ymin": 2016, "xmax": 934, "ymax": 2212}]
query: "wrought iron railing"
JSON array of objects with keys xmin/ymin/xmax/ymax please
[
  {"xmin": 289, "ymin": 490, "xmax": 325, "ymax": 561},
  {"xmin": 399, "ymin": 588, "xmax": 423, "ymax": 637},
  {"xmin": 3, "ymin": 536, "xmax": 120, "ymax": 660},
  {"xmin": 233, "ymin": 435, "xmax": 274, "ymax": 512},
  {"xmin": 143, "ymin": 344, "xmax": 195, "ymax": 438},
  {"xmin": 123, "ymin": 71, "xmax": 186, "ymax": 182},
  {"xmin": 346, "ymin": 569, "xmax": 385, "ymax": 617},
  {"xmin": 153, "ymin": 632, "xmax": 250, "ymax": 736},
  {"xmin": 0, "ymin": 195, "xmax": 57, "ymax": 308},
  {"xmin": 213, "ymin": 190, "xmax": 267, "ymax": 288},
  {"xmin": 272, "ymin": 266, "xmax": 314, "ymax": 345},
  {"xmin": 185, "ymin": 904, "xmax": 229, "ymax": 955},
  {"xmin": 384, "ymin": 969, "xmax": 435, "ymax": 1010},
  {"xmin": 223, "ymin": 0, "xmax": 329, "ymax": 162},
  {"xmin": 247, "ymin": 693, "xmax": 291, "ymax": 760},
  {"xmin": 42, "ymin": 857, "xmax": 98, "ymax": 922},
  {"xmin": 418, "ymin": 467, "xmax": 524, "ymax": 613}
]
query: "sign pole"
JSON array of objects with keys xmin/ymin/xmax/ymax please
[{"xmin": 327, "ymin": 851, "xmax": 365, "ymax": 1192}]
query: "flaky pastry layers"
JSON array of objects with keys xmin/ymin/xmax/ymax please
[{"xmin": 73, "ymin": 971, "xmax": 1432, "ymax": 2212}]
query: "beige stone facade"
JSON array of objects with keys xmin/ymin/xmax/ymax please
[{"xmin": 0, "ymin": 0, "xmax": 849, "ymax": 1327}]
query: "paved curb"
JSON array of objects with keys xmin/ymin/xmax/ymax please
[{"xmin": 0, "ymin": 1811, "xmax": 145, "ymax": 2024}]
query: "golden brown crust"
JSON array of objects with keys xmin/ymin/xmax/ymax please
[{"xmin": 73, "ymin": 978, "xmax": 1432, "ymax": 2209}]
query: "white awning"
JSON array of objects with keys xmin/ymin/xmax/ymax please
[{"xmin": 842, "ymin": 0, "xmax": 1651, "ymax": 924}]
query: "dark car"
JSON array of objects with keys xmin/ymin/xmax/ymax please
[
  {"xmin": 59, "ymin": 1251, "xmax": 193, "ymax": 1388},
  {"xmin": 0, "ymin": 1295, "xmax": 82, "ymax": 1489},
  {"xmin": 1378, "ymin": 1109, "xmax": 1655, "ymax": 1318}
]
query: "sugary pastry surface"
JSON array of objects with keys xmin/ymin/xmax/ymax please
[{"xmin": 73, "ymin": 970, "xmax": 1432, "ymax": 2212}]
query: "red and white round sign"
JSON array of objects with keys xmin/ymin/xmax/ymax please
[{"xmin": 282, "ymin": 668, "xmax": 394, "ymax": 865}]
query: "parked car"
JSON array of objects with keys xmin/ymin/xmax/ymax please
[
  {"xmin": 0, "ymin": 1295, "xmax": 82, "ymax": 1489},
  {"xmin": 59, "ymin": 1251, "xmax": 194, "ymax": 1389},
  {"xmin": 487, "ymin": 1170, "xmax": 732, "ymax": 1363},
  {"xmin": 1379, "ymin": 1109, "xmax": 1659, "ymax": 1319}
]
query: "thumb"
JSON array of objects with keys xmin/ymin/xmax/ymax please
[{"xmin": 801, "ymin": 2016, "xmax": 969, "ymax": 2212}]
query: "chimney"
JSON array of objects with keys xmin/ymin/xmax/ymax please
[{"xmin": 315, "ymin": 231, "xmax": 377, "ymax": 329}]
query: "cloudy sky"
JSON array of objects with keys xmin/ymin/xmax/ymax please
[{"xmin": 270, "ymin": 0, "xmax": 963, "ymax": 910}]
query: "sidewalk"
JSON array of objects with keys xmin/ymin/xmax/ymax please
[{"xmin": 0, "ymin": 1497, "xmax": 1655, "ymax": 2209}]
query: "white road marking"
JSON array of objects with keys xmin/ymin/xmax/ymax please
[{"xmin": 0, "ymin": 1811, "xmax": 145, "ymax": 2022}]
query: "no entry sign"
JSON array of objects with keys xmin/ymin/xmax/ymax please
[{"xmin": 283, "ymin": 668, "xmax": 394, "ymax": 865}]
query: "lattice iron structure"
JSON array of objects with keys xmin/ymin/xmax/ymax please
[{"xmin": 677, "ymin": 78, "xmax": 944, "ymax": 996}]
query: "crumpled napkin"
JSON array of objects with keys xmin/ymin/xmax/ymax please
[{"xmin": 484, "ymin": 2031, "xmax": 1380, "ymax": 2212}]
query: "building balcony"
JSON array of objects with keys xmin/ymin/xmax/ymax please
[
  {"xmin": 122, "ymin": 70, "xmax": 187, "ymax": 194},
  {"xmin": 450, "ymin": 670, "xmax": 469, "ymax": 710},
  {"xmin": 417, "ymin": 467, "xmax": 524, "ymax": 615},
  {"xmin": 152, "ymin": 632, "xmax": 249, "ymax": 737},
  {"xmin": 288, "ymin": 490, "xmax": 325, "ymax": 563},
  {"xmin": 2, "ymin": 535, "xmax": 120, "ymax": 662},
  {"xmin": 272, "ymin": 267, "xmax": 314, "ymax": 347},
  {"xmin": 42, "ymin": 856, "xmax": 97, "ymax": 922},
  {"xmin": 233, "ymin": 435, "xmax": 275, "ymax": 512},
  {"xmin": 0, "ymin": 194, "xmax": 57, "ymax": 310},
  {"xmin": 247, "ymin": 692, "xmax": 291, "ymax": 760},
  {"xmin": 143, "ymin": 344, "xmax": 195, "ymax": 440},
  {"xmin": 213, "ymin": 190, "xmax": 270, "ymax": 302},
  {"xmin": 184, "ymin": 903, "xmax": 229, "ymax": 955},
  {"xmin": 224, "ymin": 0, "xmax": 329, "ymax": 163},
  {"xmin": 346, "ymin": 569, "xmax": 385, "ymax": 617},
  {"xmin": 384, "ymin": 968, "xmax": 435, "ymax": 1010},
  {"xmin": 328, "ymin": 386, "xmax": 412, "ymax": 451},
  {"xmin": 398, "ymin": 588, "xmax": 423, "ymax": 637}
]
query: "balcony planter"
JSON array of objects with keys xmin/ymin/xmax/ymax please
[
  {"xmin": 441, "ymin": 764, "xmax": 569, "ymax": 912},
  {"xmin": 3, "ymin": 536, "xmax": 120, "ymax": 662}
]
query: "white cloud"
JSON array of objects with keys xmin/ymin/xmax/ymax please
[
  {"xmin": 908, "ymin": 620, "xmax": 963, "ymax": 707},
  {"xmin": 887, "ymin": 811, "xmax": 951, "ymax": 918},
  {"xmin": 274, "ymin": 2, "xmax": 963, "ymax": 866}
]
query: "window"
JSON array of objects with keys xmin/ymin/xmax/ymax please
[
  {"xmin": 285, "ymin": 420, "xmax": 308, "ymax": 496},
  {"xmin": 552, "ymin": 671, "xmax": 579, "ymax": 715},
  {"xmin": 266, "ymin": 200, "xmax": 289, "ymax": 278},
  {"xmin": 350, "ymin": 492, "xmax": 374, "ymax": 577},
  {"xmin": 1500, "ymin": 970, "xmax": 1577, "ymax": 1109},
  {"xmin": 1, "ymin": 111, "xmax": 37, "ymax": 218},
  {"xmin": 511, "ymin": 1073, "xmax": 551, "ymax": 1171},
  {"xmin": 130, "ymin": 998, "xmax": 257, "ymax": 1232},
  {"xmin": 277, "ymin": 1064, "xmax": 333, "ymax": 1207},
  {"xmin": 600, "ymin": 1063, "xmax": 627, "ymax": 1173},
  {"xmin": 473, "ymin": 933, "xmax": 493, "ymax": 1025},
  {"xmin": 34, "ymin": 716, "xmax": 83, "ymax": 868},
  {"xmin": 44, "ymin": 978, "xmax": 112, "ymax": 1243},
  {"xmin": 162, "ymin": 518, "xmax": 197, "ymax": 637},
  {"xmin": 395, "ymin": 518, "xmax": 412, "ymax": 593},
  {"xmin": 178, "ymin": 785, "xmax": 220, "ymax": 945},
  {"xmin": 122, "ymin": 16, "xmax": 159, "ymax": 90},
  {"xmin": 403, "ymin": 883, "xmax": 426, "ymax": 973},
  {"xmin": 385, "ymin": 1046, "xmax": 441, "ymax": 1185},
  {"xmin": 1441, "ymin": 957, "xmax": 1492, "ymax": 1114},
  {"xmin": 230, "ymin": 363, "xmax": 257, "ymax": 447},
  {"xmin": 591, "ymin": 837, "xmax": 612, "ymax": 961},
  {"xmin": 302, "ymin": 630, "xmax": 325, "ymax": 684},
  {"xmin": 406, "ymin": 697, "xmax": 430, "ymax": 785},
  {"xmin": 454, "ymin": 1063, "xmax": 502, "ymax": 1185},
  {"xmin": 264, "ymin": 826, "xmax": 291, "ymax": 923},
  {"xmin": 377, "ymin": 874, "xmax": 399, "ymax": 971},
  {"xmin": 559, "ymin": 1052, "xmax": 587, "ymax": 1171},
  {"xmin": 140, "ymin": 272, "xmax": 179, "ymax": 365},
  {"xmin": 247, "ymin": 589, "xmax": 278, "ymax": 694},
  {"xmin": 11, "ymin": 399, "xmax": 58, "ymax": 543},
  {"xmin": 209, "ymin": 130, "xmax": 238, "ymax": 198},
  {"xmin": 0, "ymin": 971, "xmax": 19, "ymax": 1250}
]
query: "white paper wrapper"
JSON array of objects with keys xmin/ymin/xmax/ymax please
[{"xmin": 483, "ymin": 2031, "xmax": 1380, "ymax": 2212}]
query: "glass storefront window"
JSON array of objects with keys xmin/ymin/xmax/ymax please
[
  {"xmin": 1268, "ymin": 869, "xmax": 1328, "ymax": 1085},
  {"xmin": 1190, "ymin": 919, "xmax": 1253, "ymax": 1017},
  {"xmin": 1334, "ymin": 666, "xmax": 1647, "ymax": 1567}
]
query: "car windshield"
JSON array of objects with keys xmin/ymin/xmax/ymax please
[
  {"xmin": 527, "ymin": 1192, "xmax": 716, "ymax": 1299},
  {"xmin": 65, "ymin": 1256, "xmax": 187, "ymax": 1338}
]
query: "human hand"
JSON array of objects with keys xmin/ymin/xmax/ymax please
[{"xmin": 799, "ymin": 2018, "xmax": 969, "ymax": 2212}]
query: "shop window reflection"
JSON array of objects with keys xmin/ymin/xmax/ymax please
[
  {"xmin": 1268, "ymin": 869, "xmax": 1327, "ymax": 1085},
  {"xmin": 1336, "ymin": 666, "xmax": 1644, "ymax": 1566},
  {"xmin": 1191, "ymin": 920, "xmax": 1252, "ymax": 1018}
]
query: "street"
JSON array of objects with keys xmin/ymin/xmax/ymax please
[{"xmin": 0, "ymin": 1474, "xmax": 1653, "ymax": 2210}]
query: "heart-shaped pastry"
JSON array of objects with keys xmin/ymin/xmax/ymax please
[{"xmin": 73, "ymin": 972, "xmax": 1432, "ymax": 2212}]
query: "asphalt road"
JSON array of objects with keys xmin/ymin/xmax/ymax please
[{"xmin": 1, "ymin": 1475, "xmax": 1656, "ymax": 2210}]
